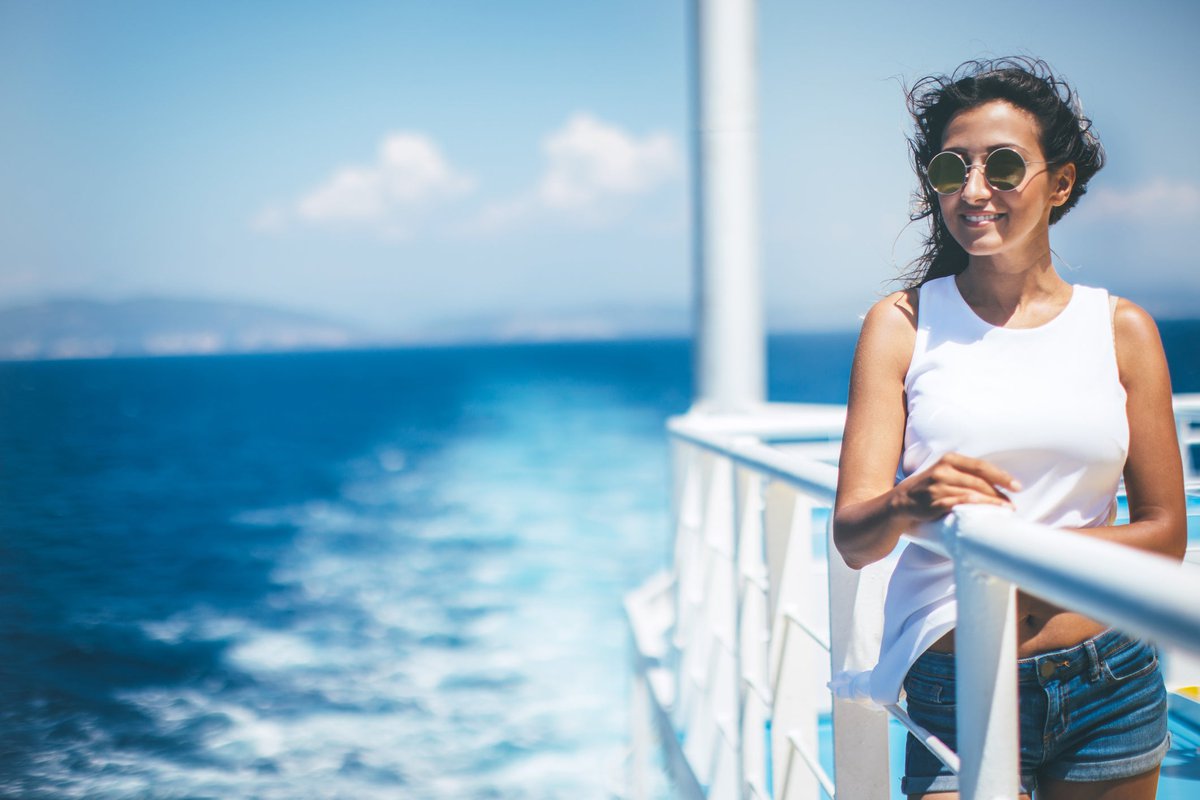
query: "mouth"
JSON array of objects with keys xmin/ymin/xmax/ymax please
[{"xmin": 962, "ymin": 213, "xmax": 1004, "ymax": 226}]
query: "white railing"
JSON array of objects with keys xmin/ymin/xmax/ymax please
[
  {"xmin": 1176, "ymin": 393, "xmax": 1200, "ymax": 485},
  {"xmin": 626, "ymin": 400, "xmax": 1200, "ymax": 800}
]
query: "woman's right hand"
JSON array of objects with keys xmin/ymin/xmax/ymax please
[{"xmin": 890, "ymin": 452, "xmax": 1020, "ymax": 523}]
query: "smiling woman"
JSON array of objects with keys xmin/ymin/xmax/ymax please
[{"xmin": 832, "ymin": 57, "xmax": 1186, "ymax": 800}]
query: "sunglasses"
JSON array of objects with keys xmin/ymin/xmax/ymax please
[{"xmin": 925, "ymin": 148, "xmax": 1048, "ymax": 195}]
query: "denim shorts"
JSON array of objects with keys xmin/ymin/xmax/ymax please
[{"xmin": 902, "ymin": 629, "xmax": 1170, "ymax": 796}]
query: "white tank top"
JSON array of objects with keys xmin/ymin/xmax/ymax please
[
  {"xmin": 903, "ymin": 275, "xmax": 1129, "ymax": 526},
  {"xmin": 831, "ymin": 275, "xmax": 1130, "ymax": 707}
]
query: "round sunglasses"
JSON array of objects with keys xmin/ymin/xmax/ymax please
[{"xmin": 925, "ymin": 148, "xmax": 1048, "ymax": 195}]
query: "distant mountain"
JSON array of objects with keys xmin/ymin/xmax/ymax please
[
  {"xmin": 413, "ymin": 305, "xmax": 690, "ymax": 344},
  {"xmin": 0, "ymin": 298, "xmax": 370, "ymax": 360},
  {"xmin": 0, "ymin": 297, "xmax": 697, "ymax": 361}
]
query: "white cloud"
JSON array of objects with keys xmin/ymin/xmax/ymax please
[
  {"xmin": 1084, "ymin": 178, "xmax": 1200, "ymax": 222},
  {"xmin": 298, "ymin": 167, "xmax": 386, "ymax": 222},
  {"xmin": 537, "ymin": 113, "xmax": 682, "ymax": 211},
  {"xmin": 261, "ymin": 119, "xmax": 682, "ymax": 239},
  {"xmin": 471, "ymin": 113, "xmax": 683, "ymax": 232},
  {"xmin": 258, "ymin": 132, "xmax": 473, "ymax": 238}
]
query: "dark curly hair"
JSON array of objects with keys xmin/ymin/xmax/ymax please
[{"xmin": 903, "ymin": 57, "xmax": 1105, "ymax": 286}]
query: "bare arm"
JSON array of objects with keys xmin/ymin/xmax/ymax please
[
  {"xmin": 1074, "ymin": 299, "xmax": 1186, "ymax": 559},
  {"xmin": 832, "ymin": 290, "xmax": 1019, "ymax": 569}
]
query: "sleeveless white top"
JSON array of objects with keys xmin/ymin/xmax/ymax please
[{"xmin": 831, "ymin": 275, "xmax": 1129, "ymax": 706}]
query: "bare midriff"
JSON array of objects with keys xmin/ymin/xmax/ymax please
[{"xmin": 926, "ymin": 592, "xmax": 1110, "ymax": 657}]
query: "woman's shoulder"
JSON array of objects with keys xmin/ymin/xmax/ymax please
[
  {"xmin": 1111, "ymin": 296, "xmax": 1165, "ymax": 355},
  {"xmin": 855, "ymin": 289, "xmax": 920, "ymax": 374},
  {"xmin": 1109, "ymin": 295, "xmax": 1168, "ymax": 388},
  {"xmin": 1111, "ymin": 296, "xmax": 1159, "ymax": 339},
  {"xmin": 861, "ymin": 288, "xmax": 920, "ymax": 335}
]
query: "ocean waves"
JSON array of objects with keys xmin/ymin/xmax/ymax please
[{"xmin": 2, "ymin": 348, "xmax": 680, "ymax": 798}]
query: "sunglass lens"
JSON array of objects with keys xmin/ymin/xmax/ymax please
[
  {"xmin": 985, "ymin": 148, "xmax": 1026, "ymax": 191},
  {"xmin": 927, "ymin": 152, "xmax": 965, "ymax": 194}
]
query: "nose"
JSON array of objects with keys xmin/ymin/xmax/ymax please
[{"xmin": 960, "ymin": 163, "xmax": 992, "ymax": 204}]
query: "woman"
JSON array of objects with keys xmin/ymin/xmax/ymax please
[{"xmin": 832, "ymin": 58, "xmax": 1186, "ymax": 799}]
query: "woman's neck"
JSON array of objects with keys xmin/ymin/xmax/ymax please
[{"xmin": 955, "ymin": 257, "xmax": 1071, "ymax": 328}]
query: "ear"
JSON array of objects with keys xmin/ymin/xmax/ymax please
[{"xmin": 1050, "ymin": 162, "xmax": 1076, "ymax": 206}]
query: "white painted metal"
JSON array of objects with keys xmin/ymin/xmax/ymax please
[
  {"xmin": 735, "ymin": 468, "xmax": 770, "ymax": 796},
  {"xmin": 826, "ymin": 516, "xmax": 892, "ymax": 800},
  {"xmin": 1175, "ymin": 393, "xmax": 1200, "ymax": 483},
  {"xmin": 916, "ymin": 509, "xmax": 1200, "ymax": 657},
  {"xmin": 669, "ymin": 424, "xmax": 840, "ymax": 504},
  {"xmin": 629, "ymin": 637, "xmax": 656, "ymax": 800},
  {"xmin": 691, "ymin": 0, "xmax": 764, "ymax": 412},
  {"xmin": 781, "ymin": 609, "xmax": 830, "ymax": 653},
  {"xmin": 626, "ymin": 569, "xmax": 706, "ymax": 800},
  {"xmin": 783, "ymin": 732, "xmax": 835, "ymax": 799},
  {"xmin": 884, "ymin": 703, "xmax": 961, "ymax": 774},
  {"xmin": 768, "ymin": 493, "xmax": 820, "ymax": 800},
  {"xmin": 952, "ymin": 566, "xmax": 1020, "ymax": 800}
]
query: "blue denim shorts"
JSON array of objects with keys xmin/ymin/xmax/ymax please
[{"xmin": 902, "ymin": 629, "xmax": 1170, "ymax": 796}]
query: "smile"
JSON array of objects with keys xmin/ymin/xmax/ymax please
[{"xmin": 963, "ymin": 213, "xmax": 1003, "ymax": 224}]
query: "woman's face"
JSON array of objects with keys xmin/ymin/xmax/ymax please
[{"xmin": 936, "ymin": 100, "xmax": 1074, "ymax": 266}]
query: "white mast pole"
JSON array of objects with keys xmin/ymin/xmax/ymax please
[{"xmin": 691, "ymin": 0, "xmax": 765, "ymax": 412}]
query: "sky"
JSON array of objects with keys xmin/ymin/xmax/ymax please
[{"xmin": 2, "ymin": 0, "xmax": 1198, "ymax": 336}]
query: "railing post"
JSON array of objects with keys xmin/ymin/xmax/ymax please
[
  {"xmin": 673, "ymin": 445, "xmax": 709, "ymax": 737},
  {"xmin": 954, "ymin": 559, "xmax": 1020, "ymax": 800},
  {"xmin": 1176, "ymin": 407, "xmax": 1197, "ymax": 483},
  {"xmin": 736, "ymin": 467, "xmax": 770, "ymax": 797},
  {"xmin": 629, "ymin": 630, "xmax": 654, "ymax": 800},
  {"xmin": 768, "ymin": 491, "xmax": 820, "ymax": 800},
  {"xmin": 826, "ymin": 517, "xmax": 892, "ymax": 799},
  {"xmin": 677, "ymin": 454, "xmax": 739, "ymax": 794}
]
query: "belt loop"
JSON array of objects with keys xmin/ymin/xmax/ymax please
[{"xmin": 1084, "ymin": 637, "xmax": 1102, "ymax": 682}]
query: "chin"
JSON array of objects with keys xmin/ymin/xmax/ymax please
[{"xmin": 953, "ymin": 235, "xmax": 1004, "ymax": 257}]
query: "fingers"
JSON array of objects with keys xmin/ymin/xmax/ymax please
[
  {"xmin": 927, "ymin": 489, "xmax": 1015, "ymax": 513},
  {"xmin": 941, "ymin": 452, "xmax": 1022, "ymax": 493},
  {"xmin": 913, "ymin": 485, "xmax": 1014, "ymax": 520},
  {"xmin": 898, "ymin": 453, "xmax": 1022, "ymax": 521},
  {"xmin": 930, "ymin": 463, "xmax": 1010, "ymax": 502}
]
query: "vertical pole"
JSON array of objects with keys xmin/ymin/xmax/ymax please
[
  {"xmin": 769, "ymin": 493, "xmax": 820, "ymax": 800},
  {"xmin": 629, "ymin": 638, "xmax": 652, "ymax": 800},
  {"xmin": 1176, "ymin": 411, "xmax": 1197, "ymax": 483},
  {"xmin": 954, "ymin": 563, "xmax": 1020, "ymax": 800},
  {"xmin": 735, "ymin": 468, "xmax": 770, "ymax": 796},
  {"xmin": 826, "ymin": 517, "xmax": 892, "ymax": 799},
  {"xmin": 690, "ymin": 0, "xmax": 765, "ymax": 412}
]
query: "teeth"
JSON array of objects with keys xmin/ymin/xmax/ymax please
[{"xmin": 965, "ymin": 214, "xmax": 1001, "ymax": 222}]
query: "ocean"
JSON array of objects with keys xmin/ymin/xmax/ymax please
[{"xmin": 2, "ymin": 325, "xmax": 1198, "ymax": 799}]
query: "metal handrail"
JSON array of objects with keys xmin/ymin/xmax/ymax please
[
  {"xmin": 671, "ymin": 414, "xmax": 1200, "ymax": 656},
  {"xmin": 667, "ymin": 421, "xmax": 839, "ymax": 504},
  {"xmin": 911, "ymin": 509, "xmax": 1200, "ymax": 657}
]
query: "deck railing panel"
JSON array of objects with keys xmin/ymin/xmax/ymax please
[
  {"xmin": 735, "ymin": 467, "xmax": 769, "ymax": 797},
  {"xmin": 1175, "ymin": 393, "xmax": 1200, "ymax": 483},
  {"xmin": 629, "ymin": 402, "xmax": 1200, "ymax": 800},
  {"xmin": 766, "ymin": 491, "xmax": 820, "ymax": 800},
  {"xmin": 826, "ymin": 518, "xmax": 892, "ymax": 800}
]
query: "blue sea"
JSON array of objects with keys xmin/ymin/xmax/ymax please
[{"xmin": 2, "ymin": 325, "xmax": 1198, "ymax": 799}]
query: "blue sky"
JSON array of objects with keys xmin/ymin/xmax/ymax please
[{"xmin": 2, "ymin": 1, "xmax": 1198, "ymax": 335}]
